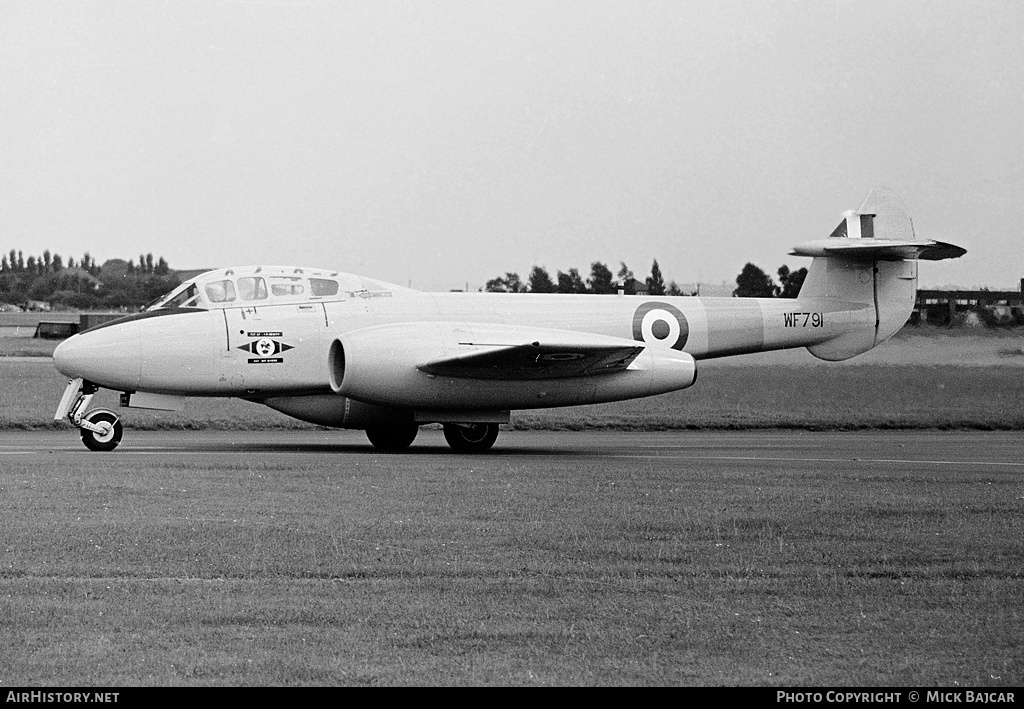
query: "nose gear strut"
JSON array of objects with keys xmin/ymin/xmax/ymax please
[{"xmin": 54, "ymin": 378, "xmax": 124, "ymax": 451}]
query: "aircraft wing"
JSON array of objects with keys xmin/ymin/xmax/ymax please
[{"xmin": 417, "ymin": 341, "xmax": 645, "ymax": 380}]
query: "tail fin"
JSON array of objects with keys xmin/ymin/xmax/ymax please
[{"xmin": 791, "ymin": 187, "xmax": 965, "ymax": 361}]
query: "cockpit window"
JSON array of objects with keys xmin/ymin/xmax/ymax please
[
  {"xmin": 237, "ymin": 277, "xmax": 268, "ymax": 301},
  {"xmin": 310, "ymin": 278, "xmax": 340, "ymax": 296},
  {"xmin": 146, "ymin": 273, "xmax": 345, "ymax": 309},
  {"xmin": 271, "ymin": 283, "xmax": 304, "ymax": 296},
  {"xmin": 269, "ymin": 276, "xmax": 304, "ymax": 297},
  {"xmin": 204, "ymin": 280, "xmax": 236, "ymax": 303},
  {"xmin": 159, "ymin": 283, "xmax": 202, "ymax": 309}
]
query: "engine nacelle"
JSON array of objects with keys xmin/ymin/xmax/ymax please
[{"xmin": 328, "ymin": 322, "xmax": 697, "ymax": 411}]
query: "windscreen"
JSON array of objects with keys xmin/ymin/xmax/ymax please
[{"xmin": 145, "ymin": 282, "xmax": 202, "ymax": 310}]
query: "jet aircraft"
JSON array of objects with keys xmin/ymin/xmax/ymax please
[{"xmin": 52, "ymin": 188, "xmax": 964, "ymax": 452}]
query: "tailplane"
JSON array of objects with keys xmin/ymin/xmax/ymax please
[{"xmin": 791, "ymin": 187, "xmax": 965, "ymax": 361}]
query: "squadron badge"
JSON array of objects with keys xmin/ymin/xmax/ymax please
[{"xmin": 238, "ymin": 337, "xmax": 294, "ymax": 364}]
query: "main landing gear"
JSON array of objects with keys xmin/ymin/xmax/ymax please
[
  {"xmin": 365, "ymin": 423, "xmax": 419, "ymax": 452},
  {"xmin": 442, "ymin": 423, "xmax": 500, "ymax": 453},
  {"xmin": 55, "ymin": 378, "xmax": 124, "ymax": 452},
  {"xmin": 364, "ymin": 422, "xmax": 501, "ymax": 452}
]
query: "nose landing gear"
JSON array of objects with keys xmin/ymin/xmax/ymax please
[
  {"xmin": 54, "ymin": 378, "xmax": 124, "ymax": 452},
  {"xmin": 78, "ymin": 410, "xmax": 124, "ymax": 452}
]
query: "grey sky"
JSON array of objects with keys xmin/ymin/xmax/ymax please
[{"xmin": 1, "ymin": 0, "xmax": 1021, "ymax": 291}]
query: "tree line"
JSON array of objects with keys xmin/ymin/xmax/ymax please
[
  {"xmin": 0, "ymin": 249, "xmax": 179, "ymax": 310},
  {"xmin": 732, "ymin": 263, "xmax": 807, "ymax": 298},
  {"xmin": 2, "ymin": 247, "xmax": 810, "ymax": 309},
  {"xmin": 486, "ymin": 260, "xmax": 687, "ymax": 295},
  {"xmin": 485, "ymin": 260, "xmax": 808, "ymax": 298}
]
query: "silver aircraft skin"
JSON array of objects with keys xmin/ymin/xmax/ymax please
[{"xmin": 52, "ymin": 188, "xmax": 964, "ymax": 452}]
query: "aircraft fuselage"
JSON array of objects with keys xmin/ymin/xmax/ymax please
[{"xmin": 55, "ymin": 287, "xmax": 871, "ymax": 400}]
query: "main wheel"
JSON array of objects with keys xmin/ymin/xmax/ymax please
[
  {"xmin": 80, "ymin": 411, "xmax": 123, "ymax": 452},
  {"xmin": 365, "ymin": 424, "xmax": 419, "ymax": 452},
  {"xmin": 442, "ymin": 423, "xmax": 499, "ymax": 453}
]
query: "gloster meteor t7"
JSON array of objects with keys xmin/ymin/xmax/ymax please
[{"xmin": 52, "ymin": 188, "xmax": 964, "ymax": 452}]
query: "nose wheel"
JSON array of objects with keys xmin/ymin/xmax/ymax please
[
  {"xmin": 79, "ymin": 411, "xmax": 124, "ymax": 452},
  {"xmin": 54, "ymin": 378, "xmax": 125, "ymax": 452}
]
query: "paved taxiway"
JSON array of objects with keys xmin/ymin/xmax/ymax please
[
  {"xmin": 3, "ymin": 427, "xmax": 1021, "ymax": 688},
  {"xmin": 2, "ymin": 429, "xmax": 1023, "ymax": 474}
]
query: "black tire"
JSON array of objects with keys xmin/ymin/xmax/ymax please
[
  {"xmin": 365, "ymin": 424, "xmax": 419, "ymax": 452},
  {"xmin": 442, "ymin": 423, "xmax": 499, "ymax": 453},
  {"xmin": 80, "ymin": 411, "xmax": 123, "ymax": 452}
]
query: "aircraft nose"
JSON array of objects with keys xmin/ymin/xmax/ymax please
[{"xmin": 53, "ymin": 325, "xmax": 141, "ymax": 390}]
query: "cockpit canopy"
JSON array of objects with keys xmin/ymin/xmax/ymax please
[{"xmin": 145, "ymin": 266, "xmax": 396, "ymax": 311}]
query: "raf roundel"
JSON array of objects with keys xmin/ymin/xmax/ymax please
[{"xmin": 632, "ymin": 302, "xmax": 688, "ymax": 350}]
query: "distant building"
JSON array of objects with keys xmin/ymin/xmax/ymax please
[
  {"xmin": 913, "ymin": 281, "xmax": 1024, "ymax": 326},
  {"xmin": 691, "ymin": 282, "xmax": 735, "ymax": 297},
  {"xmin": 618, "ymin": 278, "xmax": 649, "ymax": 295}
]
